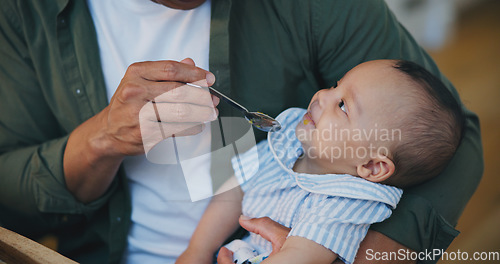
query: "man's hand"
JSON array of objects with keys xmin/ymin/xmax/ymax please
[
  {"xmin": 239, "ymin": 216, "xmax": 290, "ymax": 256},
  {"xmin": 216, "ymin": 216, "xmax": 291, "ymax": 263},
  {"xmin": 64, "ymin": 58, "xmax": 219, "ymax": 203},
  {"xmin": 106, "ymin": 57, "xmax": 218, "ymax": 156},
  {"xmin": 218, "ymin": 216, "xmax": 417, "ymax": 264}
]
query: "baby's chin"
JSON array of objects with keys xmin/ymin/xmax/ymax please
[{"xmin": 295, "ymin": 123, "xmax": 313, "ymax": 144}]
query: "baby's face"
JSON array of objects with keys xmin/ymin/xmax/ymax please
[{"xmin": 296, "ymin": 60, "xmax": 409, "ymax": 175}]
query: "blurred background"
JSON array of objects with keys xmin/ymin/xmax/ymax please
[{"xmin": 387, "ymin": 0, "xmax": 500, "ymax": 262}]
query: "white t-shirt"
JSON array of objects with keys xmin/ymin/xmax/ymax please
[{"xmin": 87, "ymin": 0, "xmax": 212, "ymax": 263}]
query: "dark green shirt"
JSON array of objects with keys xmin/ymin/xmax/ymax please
[{"xmin": 0, "ymin": 0, "xmax": 483, "ymax": 263}]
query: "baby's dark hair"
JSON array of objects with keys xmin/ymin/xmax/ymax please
[{"xmin": 383, "ymin": 60, "xmax": 466, "ymax": 188}]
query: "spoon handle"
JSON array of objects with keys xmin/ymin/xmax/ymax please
[{"xmin": 185, "ymin": 83, "xmax": 249, "ymax": 113}]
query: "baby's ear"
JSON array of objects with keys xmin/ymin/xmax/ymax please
[{"xmin": 356, "ymin": 156, "xmax": 395, "ymax": 183}]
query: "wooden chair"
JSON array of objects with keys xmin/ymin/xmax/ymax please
[{"xmin": 0, "ymin": 226, "xmax": 78, "ymax": 264}]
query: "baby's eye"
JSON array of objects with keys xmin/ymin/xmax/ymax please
[{"xmin": 339, "ymin": 100, "xmax": 347, "ymax": 114}]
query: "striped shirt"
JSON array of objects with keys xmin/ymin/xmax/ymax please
[{"xmin": 232, "ymin": 108, "xmax": 403, "ymax": 264}]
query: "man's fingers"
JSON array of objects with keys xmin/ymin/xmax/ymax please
[
  {"xmin": 217, "ymin": 247, "xmax": 234, "ymax": 264},
  {"xmin": 141, "ymin": 122, "xmax": 206, "ymax": 154},
  {"xmin": 139, "ymin": 101, "xmax": 216, "ymax": 123},
  {"xmin": 128, "ymin": 60, "xmax": 213, "ymax": 85},
  {"xmin": 212, "ymin": 95, "xmax": 220, "ymax": 107},
  {"xmin": 179, "ymin": 57, "xmax": 196, "ymax": 66},
  {"xmin": 139, "ymin": 118, "xmax": 205, "ymax": 138},
  {"xmin": 239, "ymin": 216, "xmax": 291, "ymax": 254},
  {"xmin": 155, "ymin": 102, "xmax": 216, "ymax": 123},
  {"xmin": 152, "ymin": 83, "xmax": 214, "ymax": 106}
]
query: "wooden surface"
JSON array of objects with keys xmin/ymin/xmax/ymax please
[{"xmin": 0, "ymin": 226, "xmax": 78, "ymax": 264}]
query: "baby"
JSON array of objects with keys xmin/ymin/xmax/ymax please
[{"xmin": 176, "ymin": 60, "xmax": 465, "ymax": 264}]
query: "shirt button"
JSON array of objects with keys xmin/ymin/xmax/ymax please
[
  {"xmin": 76, "ymin": 89, "xmax": 81, "ymax": 94},
  {"xmin": 116, "ymin": 217, "xmax": 121, "ymax": 222}
]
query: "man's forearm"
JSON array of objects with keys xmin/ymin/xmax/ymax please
[
  {"xmin": 64, "ymin": 110, "xmax": 124, "ymax": 204},
  {"xmin": 232, "ymin": 217, "xmax": 416, "ymax": 264}
]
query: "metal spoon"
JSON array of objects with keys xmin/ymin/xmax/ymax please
[{"xmin": 185, "ymin": 83, "xmax": 281, "ymax": 132}]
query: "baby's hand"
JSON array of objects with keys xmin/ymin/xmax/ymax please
[{"xmin": 176, "ymin": 247, "xmax": 212, "ymax": 264}]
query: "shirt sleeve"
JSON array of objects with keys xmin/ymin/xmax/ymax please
[
  {"xmin": 0, "ymin": 1, "xmax": 114, "ymax": 232},
  {"xmin": 313, "ymin": 0, "xmax": 483, "ymax": 256},
  {"xmin": 289, "ymin": 195, "xmax": 394, "ymax": 264}
]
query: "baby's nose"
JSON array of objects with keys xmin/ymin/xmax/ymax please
[{"xmin": 318, "ymin": 88, "xmax": 339, "ymax": 105}]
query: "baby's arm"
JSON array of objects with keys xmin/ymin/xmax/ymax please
[
  {"xmin": 261, "ymin": 236, "xmax": 337, "ymax": 264},
  {"xmin": 176, "ymin": 176, "xmax": 244, "ymax": 264}
]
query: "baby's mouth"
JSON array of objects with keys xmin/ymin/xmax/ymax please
[{"xmin": 303, "ymin": 112, "xmax": 316, "ymax": 127}]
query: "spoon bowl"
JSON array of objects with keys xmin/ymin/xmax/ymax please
[{"xmin": 244, "ymin": 112, "xmax": 281, "ymax": 132}]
